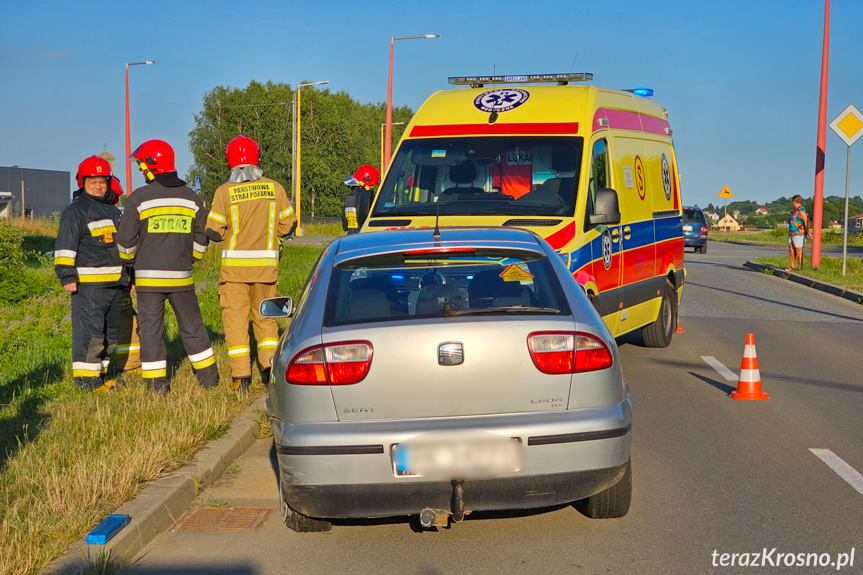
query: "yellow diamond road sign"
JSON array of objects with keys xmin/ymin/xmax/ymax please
[
  {"xmin": 719, "ymin": 185, "xmax": 733, "ymax": 198},
  {"xmin": 829, "ymin": 104, "xmax": 863, "ymax": 147}
]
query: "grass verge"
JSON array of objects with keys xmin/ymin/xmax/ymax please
[
  {"xmin": 712, "ymin": 229, "xmax": 863, "ymax": 246},
  {"xmin": 0, "ymin": 240, "xmax": 325, "ymax": 575},
  {"xmin": 754, "ymin": 255, "xmax": 863, "ymax": 292}
]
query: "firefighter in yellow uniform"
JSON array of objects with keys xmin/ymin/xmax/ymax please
[{"xmin": 206, "ymin": 136, "xmax": 297, "ymax": 392}]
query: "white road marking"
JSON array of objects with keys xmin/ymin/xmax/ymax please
[
  {"xmin": 701, "ymin": 356, "xmax": 738, "ymax": 381},
  {"xmin": 810, "ymin": 448, "xmax": 863, "ymax": 497}
]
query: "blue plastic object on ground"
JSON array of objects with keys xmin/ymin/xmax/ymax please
[{"xmin": 86, "ymin": 514, "xmax": 131, "ymax": 545}]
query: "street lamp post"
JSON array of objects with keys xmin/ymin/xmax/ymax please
[
  {"xmin": 125, "ymin": 60, "xmax": 155, "ymax": 196},
  {"xmin": 381, "ymin": 122, "xmax": 405, "ymax": 171},
  {"xmin": 385, "ymin": 34, "xmax": 439, "ymax": 170},
  {"xmin": 291, "ymin": 80, "xmax": 329, "ymax": 237}
]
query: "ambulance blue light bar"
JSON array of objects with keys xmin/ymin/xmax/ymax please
[
  {"xmin": 448, "ymin": 73, "xmax": 593, "ymax": 88},
  {"xmin": 624, "ymin": 88, "xmax": 654, "ymax": 97}
]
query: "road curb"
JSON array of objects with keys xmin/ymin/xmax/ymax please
[
  {"xmin": 743, "ymin": 261, "xmax": 863, "ymax": 304},
  {"xmin": 46, "ymin": 394, "xmax": 268, "ymax": 574}
]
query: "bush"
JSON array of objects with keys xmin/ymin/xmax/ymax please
[
  {"xmin": 0, "ymin": 222, "xmax": 25, "ymax": 270},
  {"xmin": 0, "ymin": 266, "xmax": 54, "ymax": 304}
]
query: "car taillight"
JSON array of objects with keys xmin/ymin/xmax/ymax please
[
  {"xmin": 700, "ymin": 226, "xmax": 708, "ymax": 234},
  {"xmin": 573, "ymin": 334, "xmax": 614, "ymax": 372},
  {"xmin": 286, "ymin": 341, "xmax": 373, "ymax": 385},
  {"xmin": 528, "ymin": 332, "xmax": 613, "ymax": 374}
]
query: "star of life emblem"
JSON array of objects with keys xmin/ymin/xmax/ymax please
[
  {"xmin": 474, "ymin": 89, "xmax": 530, "ymax": 113},
  {"xmin": 602, "ymin": 229, "xmax": 613, "ymax": 270}
]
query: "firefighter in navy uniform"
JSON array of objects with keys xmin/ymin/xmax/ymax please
[
  {"xmin": 54, "ymin": 156, "xmax": 129, "ymax": 391},
  {"xmin": 206, "ymin": 135, "xmax": 296, "ymax": 392},
  {"xmin": 342, "ymin": 164, "xmax": 379, "ymax": 234},
  {"xmin": 108, "ymin": 176, "xmax": 142, "ymax": 374},
  {"xmin": 117, "ymin": 140, "xmax": 218, "ymax": 394}
]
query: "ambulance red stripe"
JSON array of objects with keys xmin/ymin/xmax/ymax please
[{"xmin": 409, "ymin": 122, "xmax": 580, "ymax": 137}]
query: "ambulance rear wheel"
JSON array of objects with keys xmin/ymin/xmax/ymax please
[{"xmin": 642, "ymin": 280, "xmax": 676, "ymax": 348}]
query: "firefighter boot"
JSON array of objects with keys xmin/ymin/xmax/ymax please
[
  {"xmin": 260, "ymin": 368, "xmax": 271, "ymax": 388},
  {"xmin": 231, "ymin": 377, "xmax": 252, "ymax": 393}
]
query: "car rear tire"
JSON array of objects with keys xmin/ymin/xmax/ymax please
[
  {"xmin": 576, "ymin": 459, "xmax": 632, "ymax": 519},
  {"xmin": 642, "ymin": 279, "xmax": 676, "ymax": 348},
  {"xmin": 279, "ymin": 466, "xmax": 332, "ymax": 532},
  {"xmin": 699, "ymin": 244, "xmax": 707, "ymax": 254}
]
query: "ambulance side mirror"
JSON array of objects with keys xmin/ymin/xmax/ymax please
[
  {"xmin": 589, "ymin": 188, "xmax": 621, "ymax": 226},
  {"xmin": 260, "ymin": 296, "xmax": 294, "ymax": 318}
]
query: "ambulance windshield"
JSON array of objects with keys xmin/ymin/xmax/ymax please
[{"xmin": 373, "ymin": 137, "xmax": 583, "ymax": 217}]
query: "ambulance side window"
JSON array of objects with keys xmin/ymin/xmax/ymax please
[{"xmin": 585, "ymin": 139, "xmax": 609, "ymax": 231}]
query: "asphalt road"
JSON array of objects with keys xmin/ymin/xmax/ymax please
[{"xmin": 125, "ymin": 241, "xmax": 863, "ymax": 575}]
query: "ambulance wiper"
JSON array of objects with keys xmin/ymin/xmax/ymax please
[{"xmin": 442, "ymin": 304, "xmax": 560, "ymax": 317}]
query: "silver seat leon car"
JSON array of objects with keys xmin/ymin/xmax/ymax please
[{"xmin": 261, "ymin": 226, "xmax": 631, "ymax": 532}]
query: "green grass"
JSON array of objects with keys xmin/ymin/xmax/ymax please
[
  {"xmin": 712, "ymin": 228, "xmax": 863, "ymax": 246},
  {"xmin": 299, "ymin": 220, "xmax": 344, "ymax": 238},
  {"xmin": 0, "ymin": 240, "xmax": 325, "ymax": 575},
  {"xmin": 754, "ymin": 255, "xmax": 863, "ymax": 292}
]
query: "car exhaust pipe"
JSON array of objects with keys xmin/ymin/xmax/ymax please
[
  {"xmin": 419, "ymin": 507, "xmax": 451, "ymax": 528},
  {"xmin": 451, "ymin": 480, "xmax": 465, "ymax": 523}
]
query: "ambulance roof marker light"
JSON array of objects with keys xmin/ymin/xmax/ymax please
[
  {"xmin": 624, "ymin": 88, "xmax": 654, "ymax": 97},
  {"xmin": 448, "ymin": 73, "xmax": 593, "ymax": 88}
]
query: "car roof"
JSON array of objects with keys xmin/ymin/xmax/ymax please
[
  {"xmin": 334, "ymin": 227, "xmax": 546, "ymax": 266},
  {"xmin": 683, "ymin": 206, "xmax": 703, "ymax": 211}
]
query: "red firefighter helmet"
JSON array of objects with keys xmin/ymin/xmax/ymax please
[
  {"xmin": 130, "ymin": 140, "xmax": 175, "ymax": 181},
  {"xmin": 342, "ymin": 164, "xmax": 380, "ymax": 189},
  {"xmin": 226, "ymin": 135, "xmax": 260, "ymax": 169},
  {"xmin": 75, "ymin": 156, "xmax": 112, "ymax": 189},
  {"xmin": 109, "ymin": 176, "xmax": 124, "ymax": 204}
]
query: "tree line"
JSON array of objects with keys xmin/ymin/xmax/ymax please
[
  {"xmin": 187, "ymin": 80, "xmax": 413, "ymax": 217},
  {"xmin": 705, "ymin": 196, "xmax": 863, "ymax": 228}
]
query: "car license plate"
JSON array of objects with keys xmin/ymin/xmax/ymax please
[
  {"xmin": 682, "ymin": 224, "xmax": 693, "ymax": 231},
  {"xmin": 392, "ymin": 434, "xmax": 522, "ymax": 479}
]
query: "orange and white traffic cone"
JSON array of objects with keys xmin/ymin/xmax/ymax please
[
  {"xmin": 676, "ymin": 320, "xmax": 683, "ymax": 333},
  {"xmin": 730, "ymin": 333, "xmax": 768, "ymax": 400}
]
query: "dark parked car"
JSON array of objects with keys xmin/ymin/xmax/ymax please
[
  {"xmin": 260, "ymin": 227, "xmax": 632, "ymax": 532},
  {"xmin": 683, "ymin": 206, "xmax": 708, "ymax": 253}
]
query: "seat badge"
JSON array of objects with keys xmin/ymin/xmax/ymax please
[{"xmin": 438, "ymin": 343, "xmax": 464, "ymax": 366}]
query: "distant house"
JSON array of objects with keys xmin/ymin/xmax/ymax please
[
  {"xmin": 755, "ymin": 207, "xmax": 769, "ymax": 215},
  {"xmin": 705, "ymin": 211, "xmax": 720, "ymax": 222},
  {"xmin": 732, "ymin": 210, "xmax": 741, "ymax": 219},
  {"xmin": 715, "ymin": 214, "xmax": 740, "ymax": 232},
  {"xmin": 848, "ymin": 214, "xmax": 863, "ymax": 233},
  {"xmin": 829, "ymin": 220, "xmax": 842, "ymax": 231},
  {"xmin": 742, "ymin": 225, "xmax": 757, "ymax": 231}
]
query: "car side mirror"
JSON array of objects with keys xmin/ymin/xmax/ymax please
[
  {"xmin": 589, "ymin": 188, "xmax": 621, "ymax": 226},
  {"xmin": 260, "ymin": 296, "xmax": 294, "ymax": 318}
]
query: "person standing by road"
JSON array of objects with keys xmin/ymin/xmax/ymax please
[
  {"xmin": 787, "ymin": 194, "xmax": 813, "ymax": 271},
  {"xmin": 205, "ymin": 135, "xmax": 296, "ymax": 392},
  {"xmin": 54, "ymin": 156, "xmax": 129, "ymax": 392},
  {"xmin": 342, "ymin": 164, "xmax": 380, "ymax": 234},
  {"xmin": 117, "ymin": 140, "xmax": 219, "ymax": 395}
]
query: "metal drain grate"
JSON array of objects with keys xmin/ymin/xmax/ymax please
[{"xmin": 173, "ymin": 507, "xmax": 272, "ymax": 532}]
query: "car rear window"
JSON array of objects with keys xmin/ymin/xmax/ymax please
[
  {"xmin": 683, "ymin": 208, "xmax": 704, "ymax": 223},
  {"xmin": 324, "ymin": 249, "xmax": 571, "ymax": 327}
]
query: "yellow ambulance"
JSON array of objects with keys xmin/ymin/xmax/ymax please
[{"xmin": 363, "ymin": 73, "xmax": 685, "ymax": 346}]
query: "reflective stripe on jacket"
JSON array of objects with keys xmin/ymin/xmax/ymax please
[
  {"xmin": 54, "ymin": 192, "xmax": 128, "ymax": 287},
  {"xmin": 206, "ymin": 176, "xmax": 296, "ymax": 283},
  {"xmin": 116, "ymin": 177, "xmax": 209, "ymax": 293}
]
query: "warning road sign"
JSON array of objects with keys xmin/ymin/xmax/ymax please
[{"xmin": 719, "ymin": 185, "xmax": 733, "ymax": 199}]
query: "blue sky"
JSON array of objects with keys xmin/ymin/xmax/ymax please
[{"xmin": 1, "ymin": 0, "xmax": 862, "ymax": 209}]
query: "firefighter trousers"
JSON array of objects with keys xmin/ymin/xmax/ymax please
[
  {"xmin": 113, "ymin": 287, "xmax": 141, "ymax": 371},
  {"xmin": 218, "ymin": 281, "xmax": 279, "ymax": 379},
  {"xmin": 137, "ymin": 290, "xmax": 219, "ymax": 393},
  {"xmin": 70, "ymin": 284, "xmax": 123, "ymax": 390}
]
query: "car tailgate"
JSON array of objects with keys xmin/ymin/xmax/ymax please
[{"xmin": 325, "ymin": 317, "xmax": 575, "ymax": 421}]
